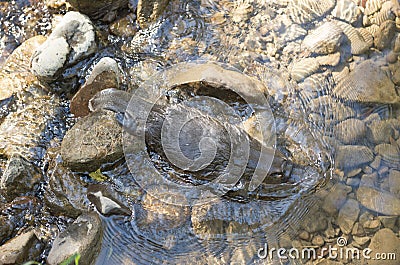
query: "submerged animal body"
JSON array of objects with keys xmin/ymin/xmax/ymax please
[{"xmin": 89, "ymin": 87, "xmax": 293, "ymax": 201}]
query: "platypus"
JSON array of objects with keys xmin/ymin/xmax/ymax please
[{"xmin": 89, "ymin": 88, "xmax": 294, "ymax": 201}]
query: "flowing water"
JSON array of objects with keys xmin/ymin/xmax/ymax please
[{"xmin": 1, "ymin": 0, "xmax": 400, "ymax": 264}]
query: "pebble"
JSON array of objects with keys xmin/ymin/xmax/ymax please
[
  {"xmin": 312, "ymin": 235, "xmax": 325, "ymax": 247},
  {"xmin": 388, "ymin": 170, "xmax": 400, "ymax": 196},
  {"xmin": 60, "ymin": 110, "xmax": 123, "ymax": 172},
  {"xmin": 352, "ymin": 235, "xmax": 370, "ymax": 246},
  {"xmin": 374, "ymin": 20, "xmax": 396, "ymax": 50},
  {"xmin": 357, "ymin": 186, "xmax": 400, "ymax": 215},
  {"xmin": 87, "ymin": 184, "xmax": 131, "ymax": 217},
  {"xmin": 0, "ymin": 35, "xmax": 47, "ymax": 101},
  {"xmin": 70, "ymin": 57, "xmax": 121, "ymax": 117},
  {"xmin": 378, "ymin": 216, "xmax": 398, "ymax": 230},
  {"xmin": 47, "ymin": 212, "xmax": 102, "ymax": 265},
  {"xmin": 335, "ymin": 145, "xmax": 374, "ymax": 170},
  {"xmin": 337, "ymin": 198, "xmax": 360, "ymax": 234},
  {"xmin": 359, "ymin": 173, "xmax": 378, "ymax": 188},
  {"xmin": 0, "ymin": 230, "xmax": 42, "ymax": 264},
  {"xmin": 370, "ymin": 155, "xmax": 382, "ymax": 170},
  {"xmin": 367, "ymin": 228, "xmax": 400, "ymax": 265},
  {"xmin": 31, "ymin": 11, "xmax": 97, "ymax": 81},
  {"xmin": 137, "ymin": 0, "xmax": 170, "ymax": 29},
  {"xmin": 322, "ymin": 183, "xmax": 352, "ymax": 215},
  {"xmin": 334, "ymin": 118, "xmax": 366, "ymax": 144},
  {"xmin": 352, "ymin": 222, "xmax": 366, "ymax": 236}
]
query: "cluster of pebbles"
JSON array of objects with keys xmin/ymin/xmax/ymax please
[{"xmin": 0, "ymin": 0, "xmax": 399, "ymax": 264}]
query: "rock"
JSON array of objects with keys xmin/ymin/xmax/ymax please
[
  {"xmin": 0, "ymin": 230, "xmax": 42, "ymax": 265},
  {"xmin": 374, "ymin": 21, "xmax": 396, "ymax": 50},
  {"xmin": 359, "ymin": 173, "xmax": 378, "ymax": 188},
  {"xmin": 0, "ymin": 35, "xmax": 47, "ymax": 101},
  {"xmin": 0, "ymin": 96, "xmax": 58, "ymax": 159},
  {"xmin": 109, "ymin": 13, "xmax": 138, "ymax": 37},
  {"xmin": 137, "ymin": 0, "xmax": 170, "ymax": 29},
  {"xmin": 70, "ymin": 57, "xmax": 121, "ymax": 117},
  {"xmin": 352, "ymin": 236, "xmax": 370, "ymax": 246},
  {"xmin": 337, "ymin": 198, "xmax": 360, "ymax": 234},
  {"xmin": 378, "ymin": 216, "xmax": 397, "ymax": 230},
  {"xmin": 322, "ymin": 183, "xmax": 352, "ymax": 215},
  {"xmin": 316, "ymin": 260, "xmax": 343, "ymax": 265},
  {"xmin": 333, "ymin": 60, "xmax": 400, "ymax": 104},
  {"xmin": 357, "ymin": 186, "xmax": 400, "ymax": 215},
  {"xmin": 0, "ymin": 155, "xmax": 42, "ymax": 201},
  {"xmin": 87, "ymin": 184, "xmax": 131, "ymax": 216},
  {"xmin": 61, "ymin": 110, "xmax": 123, "ymax": 172},
  {"xmin": 302, "ymin": 22, "xmax": 344, "ymax": 55},
  {"xmin": 331, "ymin": 0, "xmax": 361, "ymax": 24},
  {"xmin": 67, "ymin": 0, "xmax": 129, "ymax": 22},
  {"xmin": 388, "ymin": 170, "xmax": 400, "ymax": 196},
  {"xmin": 374, "ymin": 143, "xmax": 400, "ymax": 168},
  {"xmin": 335, "ymin": 145, "xmax": 374, "ymax": 170},
  {"xmin": 334, "ymin": 118, "xmax": 366, "ymax": 144},
  {"xmin": 367, "ymin": 119, "xmax": 395, "ymax": 144},
  {"xmin": 138, "ymin": 185, "xmax": 189, "ymax": 230},
  {"xmin": 298, "ymin": 230, "xmax": 310, "ymax": 241},
  {"xmin": 0, "ymin": 216, "xmax": 14, "ymax": 245},
  {"xmin": 31, "ymin": 11, "xmax": 97, "ymax": 81},
  {"xmin": 301, "ymin": 211, "xmax": 327, "ymax": 233},
  {"xmin": 44, "ymin": 158, "xmax": 89, "ymax": 218},
  {"xmin": 352, "ymin": 222, "xmax": 366, "ymax": 236},
  {"xmin": 367, "ymin": 228, "xmax": 400, "ymax": 265},
  {"xmin": 312, "ymin": 235, "xmax": 325, "ymax": 247},
  {"xmin": 47, "ymin": 212, "xmax": 102, "ymax": 265}
]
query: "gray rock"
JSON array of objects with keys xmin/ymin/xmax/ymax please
[
  {"xmin": 31, "ymin": 11, "xmax": 97, "ymax": 81},
  {"xmin": 367, "ymin": 228, "xmax": 400, "ymax": 265},
  {"xmin": 47, "ymin": 212, "xmax": 102, "ymax": 265},
  {"xmin": 374, "ymin": 21, "xmax": 396, "ymax": 50},
  {"xmin": 334, "ymin": 118, "xmax": 366, "ymax": 144},
  {"xmin": 388, "ymin": 169, "xmax": 400, "ymax": 196},
  {"xmin": 61, "ymin": 110, "xmax": 123, "ymax": 172},
  {"xmin": 367, "ymin": 119, "xmax": 395, "ymax": 144},
  {"xmin": 378, "ymin": 216, "xmax": 397, "ymax": 230},
  {"xmin": 335, "ymin": 145, "xmax": 374, "ymax": 170},
  {"xmin": 0, "ymin": 155, "xmax": 43, "ymax": 201},
  {"xmin": 301, "ymin": 211, "xmax": 327, "ymax": 233},
  {"xmin": 359, "ymin": 173, "xmax": 378, "ymax": 188},
  {"xmin": 137, "ymin": 0, "xmax": 170, "ymax": 28},
  {"xmin": 322, "ymin": 183, "xmax": 352, "ymax": 215},
  {"xmin": 87, "ymin": 184, "xmax": 131, "ymax": 216},
  {"xmin": 67, "ymin": 0, "xmax": 129, "ymax": 22},
  {"xmin": 351, "ymin": 222, "xmax": 366, "ymax": 236},
  {"xmin": 44, "ymin": 160, "xmax": 89, "ymax": 218},
  {"xmin": 0, "ymin": 230, "xmax": 42, "ymax": 265},
  {"xmin": 337, "ymin": 198, "xmax": 360, "ymax": 234},
  {"xmin": 71, "ymin": 57, "xmax": 121, "ymax": 118},
  {"xmin": 357, "ymin": 186, "xmax": 400, "ymax": 215}
]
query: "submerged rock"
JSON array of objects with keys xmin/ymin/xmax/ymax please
[
  {"xmin": 137, "ymin": 0, "xmax": 170, "ymax": 28},
  {"xmin": 67, "ymin": 0, "xmax": 129, "ymax": 22},
  {"xmin": 0, "ymin": 230, "xmax": 42, "ymax": 265},
  {"xmin": 333, "ymin": 60, "xmax": 400, "ymax": 104},
  {"xmin": 70, "ymin": 57, "xmax": 121, "ymax": 117},
  {"xmin": 0, "ymin": 35, "xmax": 47, "ymax": 101},
  {"xmin": 61, "ymin": 110, "xmax": 123, "ymax": 172},
  {"xmin": 0, "ymin": 96, "xmax": 58, "ymax": 160},
  {"xmin": 47, "ymin": 212, "xmax": 102, "ymax": 265},
  {"xmin": 335, "ymin": 145, "xmax": 374, "ymax": 170},
  {"xmin": 367, "ymin": 228, "xmax": 400, "ymax": 265},
  {"xmin": 357, "ymin": 186, "xmax": 400, "ymax": 215},
  {"xmin": 31, "ymin": 11, "xmax": 97, "ymax": 81},
  {"xmin": 0, "ymin": 155, "xmax": 43, "ymax": 201},
  {"xmin": 337, "ymin": 198, "xmax": 359, "ymax": 234},
  {"xmin": 87, "ymin": 184, "xmax": 131, "ymax": 217}
]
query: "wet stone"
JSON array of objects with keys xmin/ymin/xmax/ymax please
[
  {"xmin": 322, "ymin": 183, "xmax": 352, "ymax": 215},
  {"xmin": 67, "ymin": 0, "xmax": 129, "ymax": 22},
  {"xmin": 0, "ymin": 216, "xmax": 14, "ymax": 245},
  {"xmin": 367, "ymin": 228, "xmax": 400, "ymax": 265},
  {"xmin": 70, "ymin": 57, "xmax": 121, "ymax": 118},
  {"xmin": 31, "ymin": 11, "xmax": 97, "ymax": 81},
  {"xmin": 352, "ymin": 236, "xmax": 370, "ymax": 246},
  {"xmin": 374, "ymin": 20, "xmax": 396, "ymax": 50},
  {"xmin": 301, "ymin": 211, "xmax": 327, "ymax": 233},
  {"xmin": 44, "ymin": 160, "xmax": 89, "ymax": 218},
  {"xmin": 137, "ymin": 0, "xmax": 170, "ymax": 29},
  {"xmin": 0, "ymin": 230, "xmax": 42, "ymax": 265},
  {"xmin": 87, "ymin": 184, "xmax": 131, "ymax": 217},
  {"xmin": 367, "ymin": 119, "xmax": 395, "ymax": 144},
  {"xmin": 337, "ymin": 198, "xmax": 359, "ymax": 234},
  {"xmin": 378, "ymin": 216, "xmax": 397, "ymax": 230},
  {"xmin": 109, "ymin": 13, "xmax": 138, "ymax": 37},
  {"xmin": 388, "ymin": 170, "xmax": 400, "ymax": 196},
  {"xmin": 359, "ymin": 173, "xmax": 378, "ymax": 188},
  {"xmin": 0, "ymin": 35, "xmax": 47, "ymax": 101},
  {"xmin": 335, "ymin": 145, "xmax": 374, "ymax": 170},
  {"xmin": 61, "ymin": 110, "xmax": 123, "ymax": 172},
  {"xmin": 0, "ymin": 155, "xmax": 43, "ymax": 201},
  {"xmin": 47, "ymin": 212, "xmax": 102, "ymax": 265},
  {"xmin": 352, "ymin": 222, "xmax": 366, "ymax": 237},
  {"xmin": 311, "ymin": 235, "xmax": 325, "ymax": 247},
  {"xmin": 357, "ymin": 186, "xmax": 400, "ymax": 215},
  {"xmin": 334, "ymin": 118, "xmax": 366, "ymax": 144}
]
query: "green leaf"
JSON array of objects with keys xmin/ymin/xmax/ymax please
[
  {"xmin": 60, "ymin": 253, "xmax": 81, "ymax": 265},
  {"xmin": 89, "ymin": 168, "xmax": 108, "ymax": 182}
]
